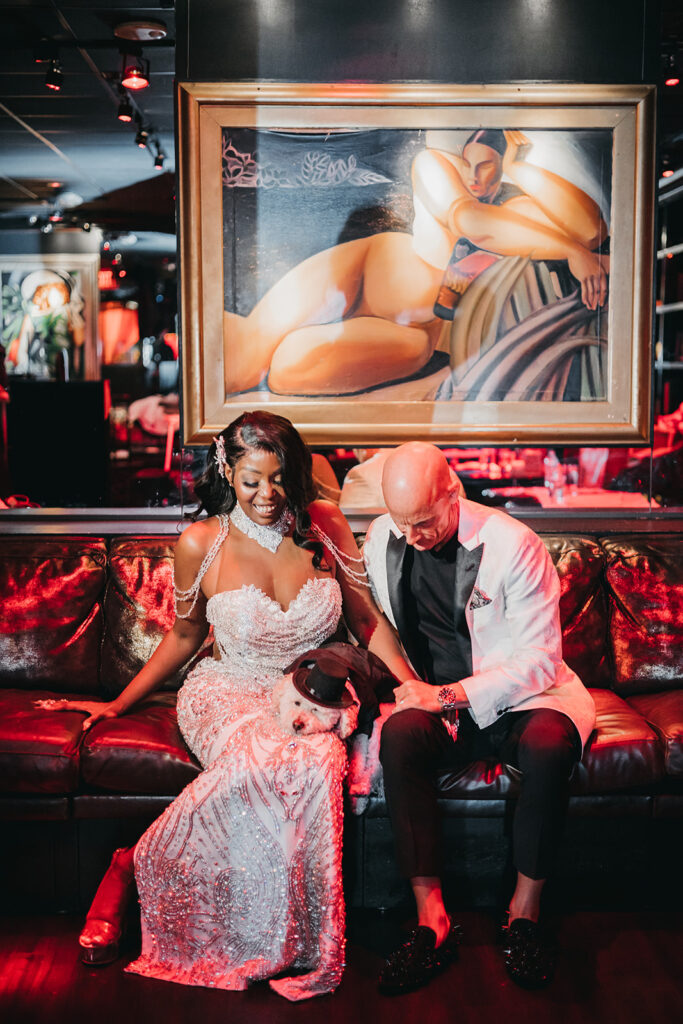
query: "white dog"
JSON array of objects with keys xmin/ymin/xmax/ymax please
[{"xmin": 272, "ymin": 673, "xmax": 359, "ymax": 738}]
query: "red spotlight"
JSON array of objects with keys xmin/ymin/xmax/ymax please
[
  {"xmin": 117, "ymin": 97, "xmax": 133, "ymax": 122},
  {"xmin": 45, "ymin": 60, "xmax": 63, "ymax": 91},
  {"xmin": 665, "ymin": 76, "xmax": 680, "ymax": 87},
  {"xmin": 662, "ymin": 169, "xmax": 674, "ymax": 178},
  {"xmin": 121, "ymin": 55, "xmax": 149, "ymax": 90}
]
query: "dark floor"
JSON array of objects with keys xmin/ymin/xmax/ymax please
[{"xmin": 1, "ymin": 910, "xmax": 682, "ymax": 1024}]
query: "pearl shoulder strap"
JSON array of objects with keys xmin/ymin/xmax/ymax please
[
  {"xmin": 174, "ymin": 513, "xmax": 230, "ymax": 618},
  {"xmin": 310, "ymin": 522, "xmax": 371, "ymax": 588}
]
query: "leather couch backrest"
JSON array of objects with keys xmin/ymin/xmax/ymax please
[
  {"xmin": 542, "ymin": 535, "xmax": 610, "ymax": 688},
  {"xmin": 600, "ymin": 535, "xmax": 683, "ymax": 696},
  {"xmin": 100, "ymin": 536, "xmax": 210, "ymax": 697},
  {"xmin": 0, "ymin": 537, "xmax": 106, "ymax": 693},
  {"xmin": 1, "ymin": 529, "xmax": 680, "ymax": 700}
]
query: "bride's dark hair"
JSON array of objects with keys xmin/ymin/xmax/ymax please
[{"xmin": 193, "ymin": 411, "xmax": 325, "ymax": 566}]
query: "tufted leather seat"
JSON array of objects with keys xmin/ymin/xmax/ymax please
[
  {"xmin": 80, "ymin": 693, "xmax": 201, "ymax": 794},
  {"xmin": 0, "ymin": 688, "xmax": 85, "ymax": 794}
]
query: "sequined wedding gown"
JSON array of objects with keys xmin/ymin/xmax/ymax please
[{"xmin": 125, "ymin": 532, "xmax": 347, "ymax": 1001}]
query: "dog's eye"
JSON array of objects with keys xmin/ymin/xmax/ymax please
[{"xmin": 294, "ymin": 700, "xmax": 301, "ymax": 706}]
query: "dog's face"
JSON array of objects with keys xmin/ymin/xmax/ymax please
[{"xmin": 273, "ymin": 675, "xmax": 358, "ymax": 738}]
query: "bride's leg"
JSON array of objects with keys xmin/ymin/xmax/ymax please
[{"xmin": 79, "ymin": 845, "xmax": 137, "ymax": 965}]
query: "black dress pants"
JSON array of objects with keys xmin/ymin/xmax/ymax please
[{"xmin": 379, "ymin": 706, "xmax": 581, "ymax": 882}]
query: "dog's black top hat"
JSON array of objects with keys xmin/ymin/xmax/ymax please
[
  {"xmin": 286, "ymin": 648, "xmax": 355, "ymax": 710},
  {"xmin": 285, "ymin": 641, "xmax": 399, "ymax": 733}
]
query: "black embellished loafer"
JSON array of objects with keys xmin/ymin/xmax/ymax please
[
  {"xmin": 501, "ymin": 917, "xmax": 555, "ymax": 989},
  {"xmin": 379, "ymin": 918, "xmax": 462, "ymax": 996}
]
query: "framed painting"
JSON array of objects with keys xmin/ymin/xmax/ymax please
[
  {"xmin": 177, "ymin": 83, "xmax": 655, "ymax": 445},
  {"xmin": 1, "ymin": 253, "xmax": 100, "ymax": 381}
]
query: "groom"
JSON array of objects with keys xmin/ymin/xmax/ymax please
[{"xmin": 362, "ymin": 443, "xmax": 595, "ymax": 993}]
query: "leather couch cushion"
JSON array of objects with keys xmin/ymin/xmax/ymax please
[
  {"xmin": 0, "ymin": 538, "xmax": 106, "ymax": 693},
  {"xmin": 0, "ymin": 689, "xmax": 84, "ymax": 794},
  {"xmin": 424, "ymin": 689, "xmax": 664, "ymax": 804},
  {"xmin": 543, "ymin": 535, "xmax": 609, "ymax": 687},
  {"xmin": 626, "ymin": 690, "xmax": 683, "ymax": 778},
  {"xmin": 601, "ymin": 536, "xmax": 683, "ymax": 695},
  {"xmin": 571, "ymin": 688, "xmax": 665, "ymax": 793},
  {"xmin": 100, "ymin": 537, "xmax": 192, "ymax": 697},
  {"xmin": 80, "ymin": 693, "xmax": 201, "ymax": 794},
  {"xmin": 436, "ymin": 758, "xmax": 517, "ymax": 800}
]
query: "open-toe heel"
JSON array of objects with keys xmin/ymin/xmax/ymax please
[{"xmin": 79, "ymin": 846, "xmax": 136, "ymax": 966}]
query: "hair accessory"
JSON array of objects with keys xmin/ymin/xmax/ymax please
[
  {"xmin": 229, "ymin": 499, "xmax": 293, "ymax": 553},
  {"xmin": 213, "ymin": 435, "xmax": 227, "ymax": 478}
]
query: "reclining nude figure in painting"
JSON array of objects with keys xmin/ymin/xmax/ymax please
[{"xmin": 224, "ymin": 130, "xmax": 608, "ymax": 397}]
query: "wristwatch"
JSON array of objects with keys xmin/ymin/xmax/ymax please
[{"xmin": 437, "ymin": 686, "xmax": 460, "ymax": 711}]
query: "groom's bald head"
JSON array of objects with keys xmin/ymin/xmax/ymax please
[{"xmin": 382, "ymin": 443, "xmax": 461, "ymax": 550}]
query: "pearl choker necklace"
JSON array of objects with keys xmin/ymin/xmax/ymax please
[{"xmin": 229, "ymin": 500, "xmax": 294, "ymax": 553}]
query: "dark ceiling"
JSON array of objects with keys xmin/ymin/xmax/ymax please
[
  {"xmin": 0, "ymin": 0, "xmax": 175, "ymax": 243},
  {"xmin": 0, "ymin": 1, "xmax": 681, "ymax": 245}
]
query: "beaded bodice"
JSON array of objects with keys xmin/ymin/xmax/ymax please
[{"xmin": 206, "ymin": 577, "xmax": 343, "ymax": 678}]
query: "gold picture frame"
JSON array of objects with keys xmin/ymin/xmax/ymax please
[{"xmin": 178, "ymin": 82, "xmax": 655, "ymax": 445}]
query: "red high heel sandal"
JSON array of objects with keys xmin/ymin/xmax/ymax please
[{"xmin": 79, "ymin": 847, "xmax": 136, "ymax": 965}]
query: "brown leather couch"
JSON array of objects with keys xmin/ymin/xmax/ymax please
[{"xmin": 1, "ymin": 532, "xmax": 681, "ymax": 912}]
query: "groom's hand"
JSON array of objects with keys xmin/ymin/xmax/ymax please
[{"xmin": 393, "ymin": 679, "xmax": 442, "ymax": 714}]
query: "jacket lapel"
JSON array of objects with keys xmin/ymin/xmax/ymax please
[
  {"xmin": 454, "ymin": 542, "xmax": 484, "ymax": 675},
  {"xmin": 386, "ymin": 531, "xmax": 423, "ymax": 673},
  {"xmin": 386, "ymin": 531, "xmax": 408, "ymax": 637}
]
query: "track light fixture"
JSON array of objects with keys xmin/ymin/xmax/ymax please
[
  {"xmin": 154, "ymin": 145, "xmax": 165, "ymax": 170},
  {"xmin": 117, "ymin": 95, "xmax": 134, "ymax": 122},
  {"xmin": 663, "ymin": 52, "xmax": 680, "ymax": 87},
  {"xmin": 45, "ymin": 59, "xmax": 63, "ymax": 91},
  {"xmin": 135, "ymin": 126, "xmax": 149, "ymax": 149},
  {"xmin": 121, "ymin": 50, "xmax": 150, "ymax": 91}
]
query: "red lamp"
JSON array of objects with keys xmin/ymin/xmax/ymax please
[
  {"xmin": 117, "ymin": 97, "xmax": 134, "ymax": 122},
  {"xmin": 45, "ymin": 59, "xmax": 63, "ymax": 91},
  {"xmin": 121, "ymin": 54, "xmax": 149, "ymax": 91}
]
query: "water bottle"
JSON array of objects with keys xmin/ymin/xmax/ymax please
[{"xmin": 543, "ymin": 450, "xmax": 565, "ymax": 502}]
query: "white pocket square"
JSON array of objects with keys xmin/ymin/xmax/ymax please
[{"xmin": 470, "ymin": 586, "xmax": 492, "ymax": 610}]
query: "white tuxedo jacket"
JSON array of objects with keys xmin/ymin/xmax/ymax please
[{"xmin": 363, "ymin": 497, "xmax": 596, "ymax": 750}]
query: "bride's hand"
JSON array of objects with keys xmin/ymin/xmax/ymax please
[{"xmin": 34, "ymin": 698, "xmax": 120, "ymax": 732}]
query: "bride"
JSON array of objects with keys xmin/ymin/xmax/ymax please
[{"xmin": 38, "ymin": 411, "xmax": 415, "ymax": 1001}]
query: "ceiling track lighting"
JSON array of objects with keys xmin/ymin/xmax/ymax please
[
  {"xmin": 117, "ymin": 94, "xmax": 134, "ymax": 123},
  {"xmin": 663, "ymin": 52, "xmax": 680, "ymax": 87},
  {"xmin": 154, "ymin": 151, "xmax": 165, "ymax": 171},
  {"xmin": 120, "ymin": 50, "xmax": 150, "ymax": 91},
  {"xmin": 135, "ymin": 126, "xmax": 149, "ymax": 149},
  {"xmin": 45, "ymin": 58, "xmax": 63, "ymax": 92}
]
